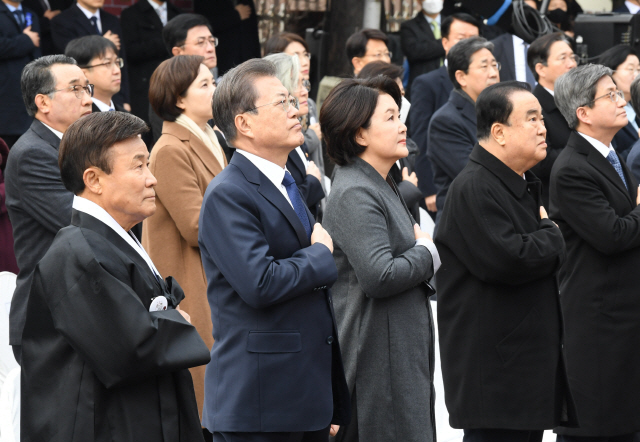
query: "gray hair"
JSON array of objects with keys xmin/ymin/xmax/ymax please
[
  {"xmin": 21, "ymin": 55, "xmax": 77, "ymax": 117},
  {"xmin": 447, "ymin": 37, "xmax": 495, "ymax": 89},
  {"xmin": 631, "ymin": 75, "xmax": 640, "ymax": 117},
  {"xmin": 263, "ymin": 53, "xmax": 300, "ymax": 96},
  {"xmin": 554, "ymin": 64, "xmax": 613, "ymax": 130},
  {"xmin": 212, "ymin": 58, "xmax": 277, "ymax": 142}
]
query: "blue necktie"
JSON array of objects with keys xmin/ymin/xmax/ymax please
[
  {"xmin": 13, "ymin": 10, "xmax": 24, "ymax": 28},
  {"xmin": 607, "ymin": 150, "xmax": 628, "ymax": 190},
  {"xmin": 282, "ymin": 171, "xmax": 312, "ymax": 240},
  {"xmin": 89, "ymin": 16, "xmax": 100, "ymax": 34}
]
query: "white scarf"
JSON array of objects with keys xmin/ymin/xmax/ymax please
[{"xmin": 175, "ymin": 114, "xmax": 225, "ymax": 168}]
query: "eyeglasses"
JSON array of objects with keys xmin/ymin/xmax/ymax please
[
  {"xmin": 581, "ymin": 90, "xmax": 625, "ymax": 107},
  {"xmin": 617, "ymin": 67, "xmax": 640, "ymax": 76},
  {"xmin": 471, "ymin": 61, "xmax": 501, "ymax": 72},
  {"xmin": 245, "ymin": 96, "xmax": 298, "ymax": 113},
  {"xmin": 45, "ymin": 84, "xmax": 94, "ymax": 99},
  {"xmin": 365, "ymin": 51, "xmax": 392, "ymax": 59},
  {"xmin": 82, "ymin": 58, "xmax": 124, "ymax": 69},
  {"xmin": 183, "ymin": 36, "xmax": 218, "ymax": 48},
  {"xmin": 555, "ymin": 54, "xmax": 579, "ymax": 64},
  {"xmin": 302, "ymin": 80, "xmax": 311, "ymax": 92}
]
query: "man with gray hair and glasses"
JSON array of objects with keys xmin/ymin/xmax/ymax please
[
  {"xmin": 4, "ymin": 54, "xmax": 92, "ymax": 363},
  {"xmin": 550, "ymin": 63, "xmax": 640, "ymax": 442}
]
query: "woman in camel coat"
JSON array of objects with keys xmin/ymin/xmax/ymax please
[{"xmin": 143, "ymin": 55, "xmax": 226, "ymax": 420}]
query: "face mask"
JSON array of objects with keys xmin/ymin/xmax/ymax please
[
  {"xmin": 422, "ymin": 0, "xmax": 443, "ymax": 15},
  {"xmin": 547, "ymin": 8, "xmax": 568, "ymax": 24}
]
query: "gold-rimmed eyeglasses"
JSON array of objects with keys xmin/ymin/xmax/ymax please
[
  {"xmin": 183, "ymin": 36, "xmax": 219, "ymax": 48},
  {"xmin": 245, "ymin": 96, "xmax": 298, "ymax": 113},
  {"xmin": 581, "ymin": 90, "xmax": 624, "ymax": 107},
  {"xmin": 45, "ymin": 84, "xmax": 94, "ymax": 99}
]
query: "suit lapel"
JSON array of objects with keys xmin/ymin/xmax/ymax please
[
  {"xmin": 31, "ymin": 119, "xmax": 61, "ymax": 151},
  {"xmin": 72, "ymin": 4, "xmax": 100, "ymax": 35},
  {"xmin": 138, "ymin": 0, "xmax": 163, "ymax": 29},
  {"xmin": 416, "ymin": 14, "xmax": 435, "ymax": 39},
  {"xmin": 504, "ymin": 35, "xmax": 516, "ymax": 81},
  {"xmin": 0, "ymin": 4, "xmax": 23, "ymax": 33},
  {"xmin": 231, "ymin": 153, "xmax": 310, "ymax": 247},
  {"xmin": 535, "ymin": 85, "xmax": 557, "ymax": 113},
  {"xmin": 287, "ymin": 149, "xmax": 306, "ymax": 177},
  {"xmin": 164, "ymin": 121, "xmax": 225, "ymax": 176}
]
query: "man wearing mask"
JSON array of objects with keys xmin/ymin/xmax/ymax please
[{"xmin": 400, "ymin": 0, "xmax": 445, "ymax": 99}]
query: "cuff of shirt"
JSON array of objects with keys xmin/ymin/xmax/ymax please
[{"xmin": 415, "ymin": 238, "xmax": 441, "ymax": 274}]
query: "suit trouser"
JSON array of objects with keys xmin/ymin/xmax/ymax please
[
  {"xmin": 557, "ymin": 432, "xmax": 640, "ymax": 442},
  {"xmin": 463, "ymin": 429, "xmax": 544, "ymax": 442},
  {"xmin": 213, "ymin": 427, "xmax": 330, "ymax": 442}
]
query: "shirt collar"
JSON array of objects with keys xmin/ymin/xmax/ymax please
[
  {"xmin": 76, "ymin": 3, "xmax": 100, "ymax": 20},
  {"xmin": 423, "ymin": 13, "xmax": 440, "ymax": 26},
  {"xmin": 92, "ymin": 97, "xmax": 114, "ymax": 112},
  {"xmin": 470, "ymin": 143, "xmax": 537, "ymax": 199},
  {"xmin": 147, "ymin": 0, "xmax": 167, "ymax": 12},
  {"xmin": 235, "ymin": 149, "xmax": 288, "ymax": 190},
  {"xmin": 5, "ymin": 3, "xmax": 22, "ymax": 12},
  {"xmin": 577, "ymin": 131, "xmax": 614, "ymax": 158},
  {"xmin": 72, "ymin": 195, "xmax": 161, "ymax": 277},
  {"xmin": 543, "ymin": 86, "xmax": 554, "ymax": 97},
  {"xmin": 39, "ymin": 121, "xmax": 63, "ymax": 139},
  {"xmin": 626, "ymin": 1, "xmax": 640, "ymax": 13}
]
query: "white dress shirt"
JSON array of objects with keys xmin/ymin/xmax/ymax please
[
  {"xmin": 625, "ymin": 1, "xmax": 640, "ymax": 14},
  {"xmin": 76, "ymin": 3, "xmax": 102, "ymax": 34},
  {"xmin": 513, "ymin": 35, "xmax": 529, "ymax": 83},
  {"xmin": 294, "ymin": 146, "xmax": 309, "ymax": 168},
  {"xmin": 578, "ymin": 132, "xmax": 615, "ymax": 158},
  {"xmin": 235, "ymin": 149, "xmax": 294, "ymax": 208},
  {"xmin": 40, "ymin": 121, "xmax": 63, "ymax": 139},
  {"xmin": 147, "ymin": 0, "xmax": 167, "ymax": 26},
  {"xmin": 72, "ymin": 195, "xmax": 162, "ymax": 277},
  {"xmin": 92, "ymin": 98, "xmax": 115, "ymax": 112},
  {"xmin": 626, "ymin": 102, "xmax": 639, "ymax": 132},
  {"xmin": 543, "ymin": 86, "xmax": 554, "ymax": 97}
]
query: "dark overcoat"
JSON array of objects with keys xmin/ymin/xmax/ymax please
[
  {"xmin": 550, "ymin": 131, "xmax": 640, "ymax": 437},
  {"xmin": 435, "ymin": 144, "xmax": 577, "ymax": 430}
]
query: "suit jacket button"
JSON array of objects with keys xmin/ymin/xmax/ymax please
[{"xmin": 326, "ymin": 336, "xmax": 334, "ymax": 345}]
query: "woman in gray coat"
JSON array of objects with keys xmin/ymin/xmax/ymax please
[{"xmin": 321, "ymin": 76, "xmax": 440, "ymax": 442}]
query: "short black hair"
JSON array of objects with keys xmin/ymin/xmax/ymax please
[
  {"xmin": 264, "ymin": 31, "xmax": 309, "ymax": 55},
  {"xmin": 162, "ymin": 13, "xmax": 213, "ymax": 53},
  {"xmin": 345, "ymin": 28, "xmax": 388, "ymax": 60},
  {"xmin": 447, "ymin": 37, "xmax": 494, "ymax": 89},
  {"xmin": 320, "ymin": 76, "xmax": 402, "ymax": 166},
  {"xmin": 476, "ymin": 81, "xmax": 531, "ymax": 140},
  {"xmin": 356, "ymin": 61, "xmax": 403, "ymax": 81},
  {"xmin": 149, "ymin": 55, "xmax": 205, "ymax": 122},
  {"xmin": 441, "ymin": 13, "xmax": 481, "ymax": 39},
  {"xmin": 21, "ymin": 55, "xmax": 77, "ymax": 117},
  {"xmin": 527, "ymin": 32, "xmax": 572, "ymax": 81},
  {"xmin": 597, "ymin": 44, "xmax": 638, "ymax": 71},
  {"xmin": 59, "ymin": 112, "xmax": 149, "ymax": 194},
  {"xmin": 64, "ymin": 35, "xmax": 118, "ymax": 67}
]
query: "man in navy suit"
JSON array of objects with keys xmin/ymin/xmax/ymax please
[
  {"xmin": 409, "ymin": 12, "xmax": 479, "ymax": 215},
  {"xmin": 50, "ymin": 0, "xmax": 130, "ymax": 110},
  {"xmin": 199, "ymin": 58, "xmax": 350, "ymax": 442},
  {"xmin": 0, "ymin": 0, "xmax": 41, "ymax": 147},
  {"xmin": 427, "ymin": 37, "xmax": 499, "ymax": 223}
]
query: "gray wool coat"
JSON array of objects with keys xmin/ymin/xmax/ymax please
[{"xmin": 323, "ymin": 157, "xmax": 437, "ymax": 442}]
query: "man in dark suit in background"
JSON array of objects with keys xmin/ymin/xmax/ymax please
[
  {"xmin": 526, "ymin": 32, "xmax": 577, "ymax": 208},
  {"xmin": 551, "ymin": 64, "xmax": 640, "ymax": 442},
  {"xmin": 427, "ymin": 37, "xmax": 499, "ymax": 223},
  {"xmin": 614, "ymin": 0, "xmax": 639, "ymax": 13},
  {"xmin": 50, "ymin": 0, "xmax": 130, "ymax": 110},
  {"xmin": 409, "ymin": 12, "xmax": 480, "ymax": 215},
  {"xmin": 5, "ymin": 54, "xmax": 92, "ymax": 362},
  {"xmin": 121, "ymin": 0, "xmax": 181, "ymax": 125},
  {"xmin": 400, "ymin": 0, "xmax": 445, "ymax": 99},
  {"xmin": 65, "ymin": 36, "xmax": 124, "ymax": 113},
  {"xmin": 0, "ymin": 0, "xmax": 41, "ymax": 147},
  {"xmin": 22, "ymin": 0, "xmax": 73, "ymax": 55},
  {"xmin": 194, "ymin": 0, "xmax": 260, "ymax": 76},
  {"xmin": 199, "ymin": 58, "xmax": 350, "ymax": 441}
]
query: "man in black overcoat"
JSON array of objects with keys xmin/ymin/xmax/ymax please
[
  {"xmin": 551, "ymin": 64, "xmax": 640, "ymax": 442},
  {"xmin": 435, "ymin": 81, "xmax": 577, "ymax": 442},
  {"xmin": 526, "ymin": 32, "xmax": 577, "ymax": 208},
  {"xmin": 21, "ymin": 111, "xmax": 211, "ymax": 442}
]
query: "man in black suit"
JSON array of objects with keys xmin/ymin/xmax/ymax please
[
  {"xmin": 551, "ymin": 64, "xmax": 640, "ymax": 442},
  {"xmin": 346, "ymin": 28, "xmax": 391, "ymax": 76},
  {"xmin": 22, "ymin": 0, "xmax": 73, "ymax": 55},
  {"xmin": 491, "ymin": 29, "xmax": 536, "ymax": 87},
  {"xmin": 5, "ymin": 54, "xmax": 92, "ymax": 362},
  {"xmin": 65, "ymin": 36, "xmax": 125, "ymax": 113},
  {"xmin": 400, "ymin": 0, "xmax": 445, "ymax": 99},
  {"xmin": 427, "ymin": 37, "xmax": 499, "ymax": 223},
  {"xmin": 194, "ymin": 0, "xmax": 260, "ymax": 76},
  {"xmin": 120, "ymin": 0, "xmax": 180, "ymax": 124},
  {"xmin": 0, "ymin": 0, "xmax": 41, "ymax": 147},
  {"xmin": 50, "ymin": 0, "xmax": 130, "ymax": 110},
  {"xmin": 527, "ymin": 32, "xmax": 578, "ymax": 208},
  {"xmin": 409, "ymin": 12, "xmax": 480, "ymax": 215},
  {"xmin": 435, "ymin": 80, "xmax": 577, "ymax": 442}
]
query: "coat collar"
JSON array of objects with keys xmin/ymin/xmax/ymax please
[
  {"xmin": 413, "ymin": 13, "xmax": 435, "ymax": 37},
  {"xmin": 450, "ymin": 89, "xmax": 476, "ymax": 125},
  {"xmin": 161, "ymin": 121, "xmax": 225, "ymax": 176},
  {"xmin": 71, "ymin": 4, "xmax": 102, "ymax": 35},
  {"xmin": 31, "ymin": 119, "xmax": 62, "ymax": 151},
  {"xmin": 469, "ymin": 143, "xmax": 539, "ymax": 199},
  {"xmin": 0, "ymin": 2, "xmax": 24, "ymax": 32},
  {"xmin": 569, "ymin": 131, "xmax": 634, "ymax": 203},
  {"xmin": 228, "ymin": 152, "xmax": 312, "ymax": 247},
  {"xmin": 287, "ymin": 147, "xmax": 306, "ymax": 176},
  {"xmin": 533, "ymin": 84, "xmax": 557, "ymax": 112}
]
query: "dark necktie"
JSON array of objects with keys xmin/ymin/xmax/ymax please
[
  {"xmin": 89, "ymin": 16, "xmax": 100, "ymax": 34},
  {"xmin": 606, "ymin": 150, "xmax": 628, "ymax": 190},
  {"xmin": 282, "ymin": 171, "xmax": 312, "ymax": 240},
  {"xmin": 13, "ymin": 10, "xmax": 25, "ymax": 28}
]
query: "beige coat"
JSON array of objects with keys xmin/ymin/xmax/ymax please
[{"xmin": 142, "ymin": 121, "xmax": 226, "ymax": 418}]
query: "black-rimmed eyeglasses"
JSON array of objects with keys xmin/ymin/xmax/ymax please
[{"xmin": 82, "ymin": 58, "xmax": 124, "ymax": 69}]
